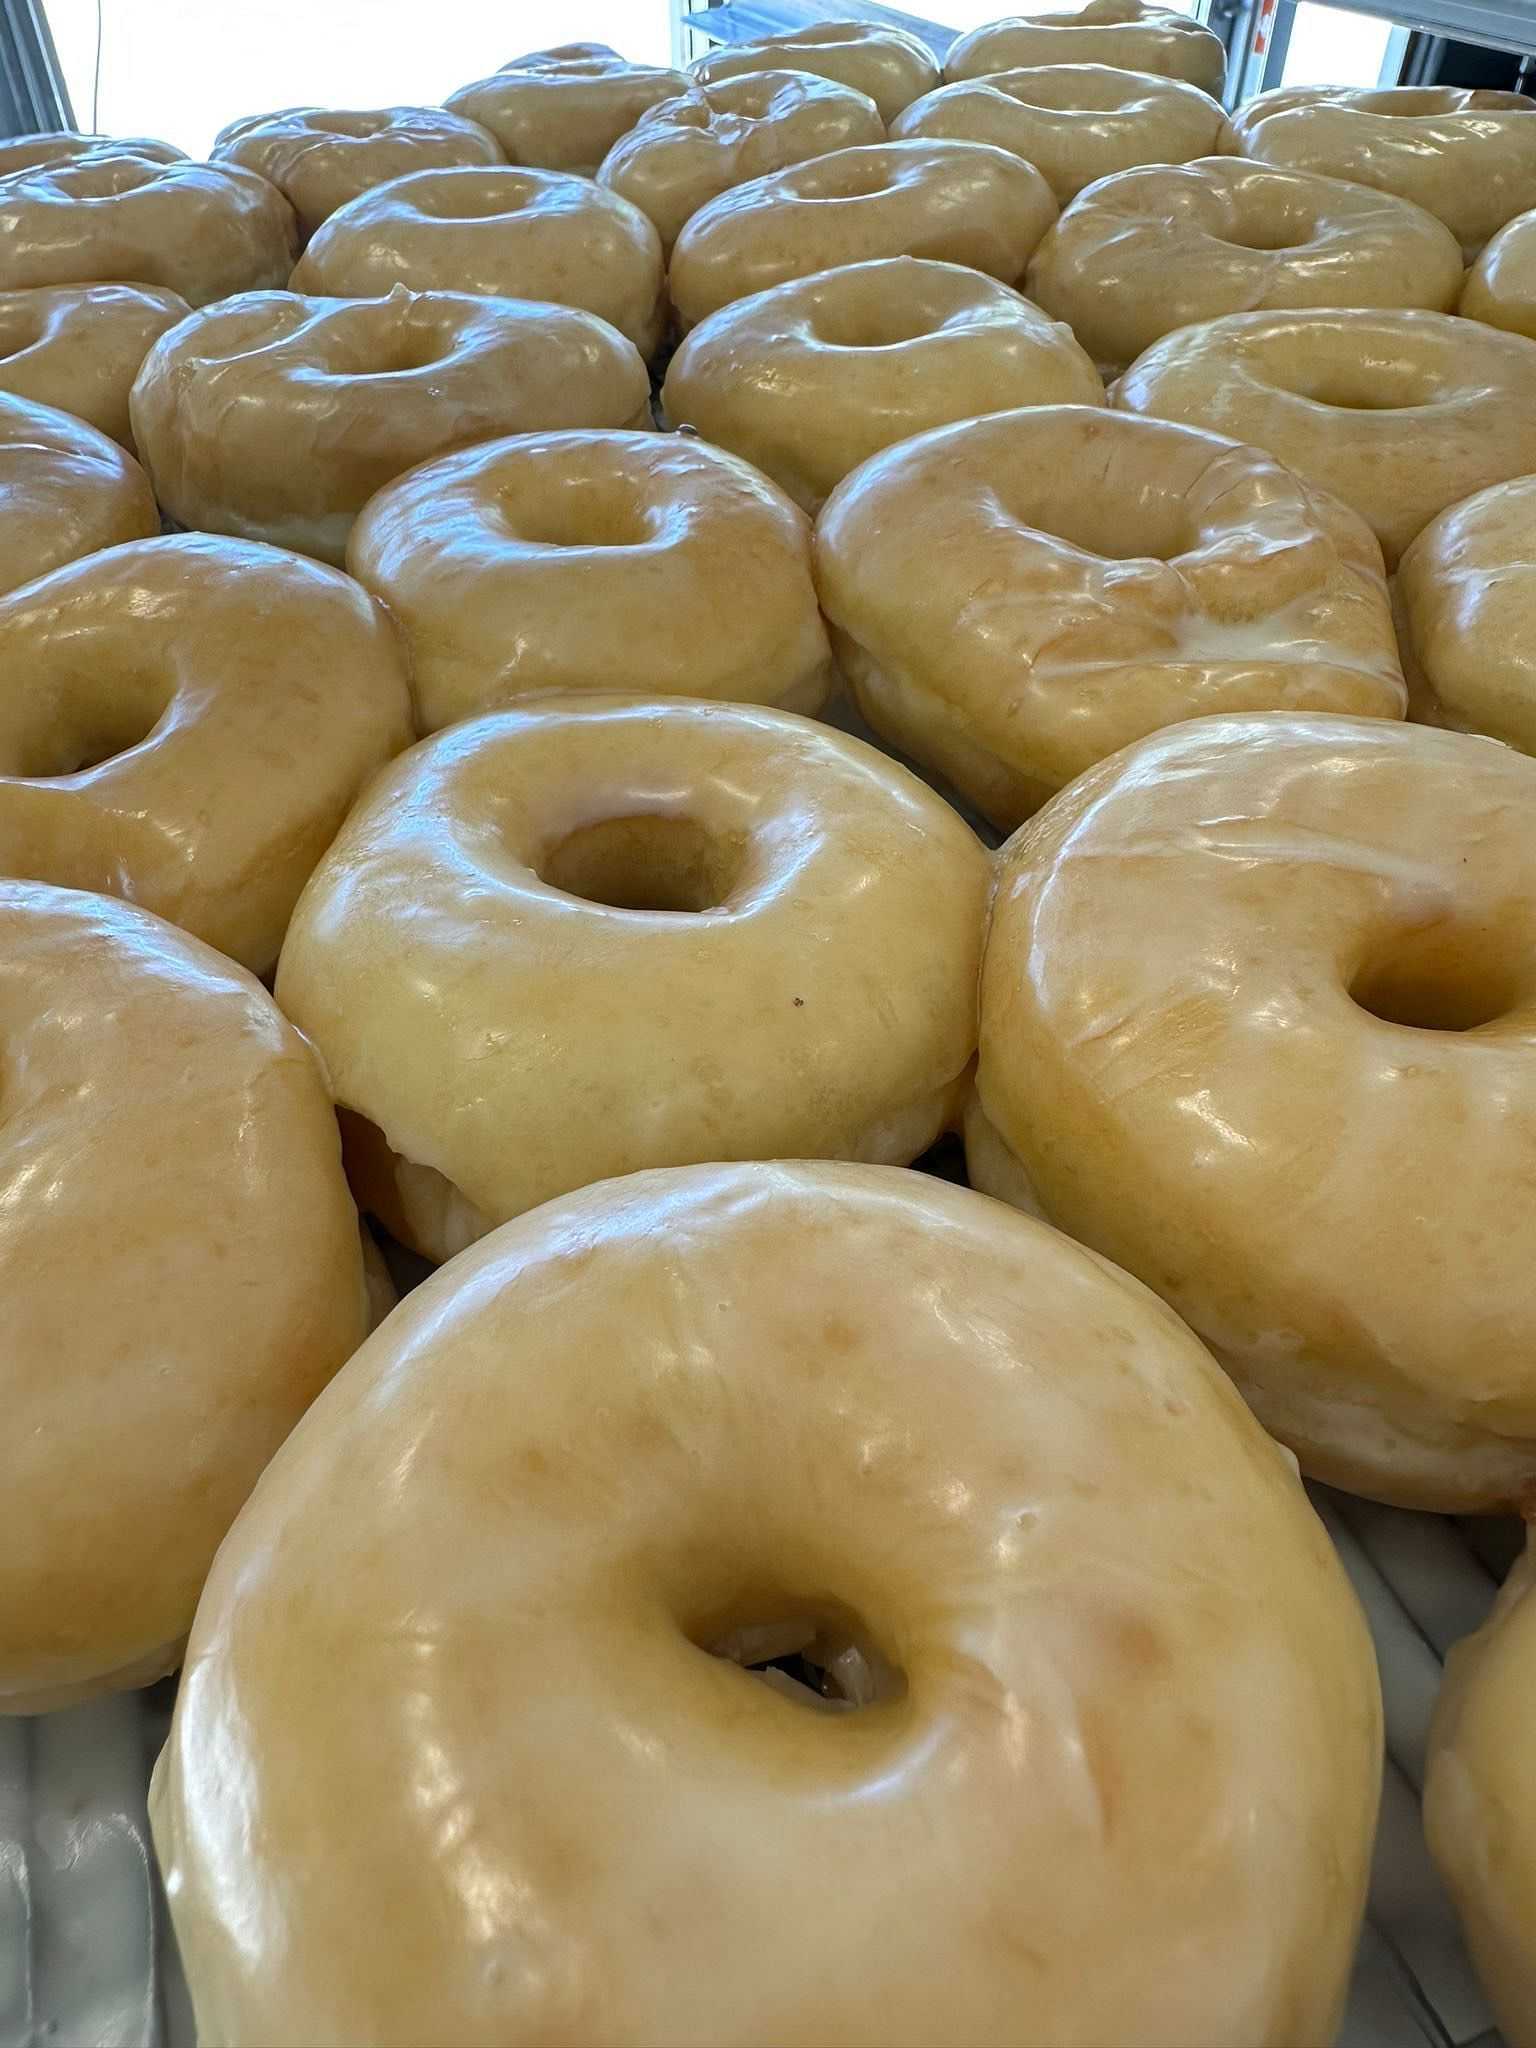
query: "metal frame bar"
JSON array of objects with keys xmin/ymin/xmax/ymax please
[{"xmin": 0, "ymin": 0, "xmax": 72, "ymax": 133}]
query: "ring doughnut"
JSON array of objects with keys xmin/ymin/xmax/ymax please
[
  {"xmin": 1396, "ymin": 477, "xmax": 1536, "ymax": 755},
  {"xmin": 0, "ymin": 533, "xmax": 412, "ymax": 973},
  {"xmin": 211, "ymin": 105, "xmax": 504, "ymax": 242},
  {"xmin": 1426, "ymin": 1533, "xmax": 1536, "ymax": 2048},
  {"xmin": 891, "ymin": 64, "xmax": 1232, "ymax": 206},
  {"xmin": 1027, "ymin": 157, "xmax": 1464, "ymax": 372},
  {"xmin": 131, "ymin": 285, "xmax": 649, "ymax": 565},
  {"xmin": 346, "ymin": 429, "xmax": 835, "ymax": 733},
  {"xmin": 944, "ymin": 2, "xmax": 1226, "ymax": 97},
  {"xmin": 0, "ymin": 390, "xmax": 157, "ymax": 597},
  {"xmin": 289, "ymin": 165, "xmax": 665, "ymax": 355},
  {"xmin": 444, "ymin": 43, "xmax": 689, "ymax": 175},
  {"xmin": 150, "ymin": 1155, "xmax": 1381, "ymax": 2048},
  {"xmin": 598, "ymin": 71, "xmax": 885, "ymax": 255},
  {"xmin": 0, "ymin": 149, "xmax": 297, "ymax": 305},
  {"xmin": 275, "ymin": 700, "xmax": 990, "ymax": 1260},
  {"xmin": 0, "ymin": 879, "xmax": 368, "ymax": 1713},
  {"xmin": 1114, "ymin": 309, "xmax": 1536, "ymax": 566},
  {"xmin": 689, "ymin": 21, "xmax": 939, "ymax": 127},
  {"xmin": 0, "ymin": 281, "xmax": 189, "ymax": 447},
  {"xmin": 669, "ymin": 139, "xmax": 1056, "ymax": 331},
  {"xmin": 1461, "ymin": 206, "xmax": 1536, "ymax": 339},
  {"xmin": 0, "ymin": 132, "xmax": 184, "ymax": 175},
  {"xmin": 814, "ymin": 404, "xmax": 1404, "ymax": 829},
  {"xmin": 1228, "ymin": 86, "xmax": 1536, "ymax": 257},
  {"xmin": 664, "ymin": 256, "xmax": 1103, "ymax": 511},
  {"xmin": 972, "ymin": 710, "xmax": 1536, "ymax": 1510}
]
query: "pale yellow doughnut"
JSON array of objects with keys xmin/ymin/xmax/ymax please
[
  {"xmin": 211, "ymin": 105, "xmax": 504, "ymax": 241},
  {"xmin": 664, "ymin": 256, "xmax": 1103, "ymax": 512},
  {"xmin": 0, "ymin": 150, "xmax": 298, "ymax": 305},
  {"xmin": 1028, "ymin": 156, "xmax": 1464, "ymax": 372},
  {"xmin": 0, "ymin": 131, "xmax": 184, "ymax": 175},
  {"xmin": 1462, "ymin": 205, "xmax": 1536, "ymax": 339},
  {"xmin": 1229, "ymin": 86, "xmax": 1536, "ymax": 257},
  {"xmin": 0, "ymin": 390, "xmax": 157, "ymax": 598},
  {"xmin": 598, "ymin": 70, "xmax": 885, "ymax": 255},
  {"xmin": 0, "ymin": 281, "xmax": 189, "ymax": 447},
  {"xmin": 131, "ymin": 285, "xmax": 649, "ymax": 565},
  {"xmin": 445, "ymin": 42, "xmax": 689, "ymax": 175},
  {"xmin": 0, "ymin": 879, "xmax": 368, "ymax": 1713},
  {"xmin": 347, "ymin": 429, "xmax": 835, "ymax": 734},
  {"xmin": 975, "ymin": 710, "xmax": 1536, "ymax": 1510},
  {"xmin": 276, "ymin": 702, "xmax": 990, "ymax": 1260},
  {"xmin": 814, "ymin": 405, "xmax": 1404, "ymax": 829},
  {"xmin": 1115, "ymin": 308, "xmax": 1536, "ymax": 567},
  {"xmin": 892, "ymin": 64, "xmax": 1231, "ymax": 205},
  {"xmin": 945, "ymin": 1, "xmax": 1226, "ymax": 96},
  {"xmin": 1426, "ymin": 1533, "xmax": 1536, "ymax": 2048},
  {"xmin": 690, "ymin": 20, "xmax": 939, "ymax": 127},
  {"xmin": 289, "ymin": 164, "xmax": 665, "ymax": 356},
  {"xmin": 0, "ymin": 533, "xmax": 412, "ymax": 974},
  {"xmin": 669, "ymin": 138, "xmax": 1055, "ymax": 330}
]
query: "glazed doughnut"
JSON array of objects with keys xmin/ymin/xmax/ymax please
[
  {"xmin": 211, "ymin": 105, "xmax": 504, "ymax": 241},
  {"xmin": 891, "ymin": 65, "xmax": 1232, "ymax": 206},
  {"xmin": 0, "ymin": 281, "xmax": 189, "ymax": 448},
  {"xmin": 289, "ymin": 165, "xmax": 665, "ymax": 356},
  {"xmin": 445, "ymin": 43, "xmax": 690, "ymax": 175},
  {"xmin": 598, "ymin": 71, "xmax": 885, "ymax": 255},
  {"xmin": 0, "ymin": 879, "xmax": 368, "ymax": 1713},
  {"xmin": 276, "ymin": 701, "xmax": 990, "ymax": 1259},
  {"xmin": 945, "ymin": 2, "xmax": 1226, "ymax": 96},
  {"xmin": 131, "ymin": 286, "xmax": 650, "ymax": 565},
  {"xmin": 669, "ymin": 139, "xmax": 1056, "ymax": 331},
  {"xmin": 0, "ymin": 390, "xmax": 157, "ymax": 598},
  {"xmin": 0, "ymin": 150, "xmax": 297, "ymax": 305},
  {"xmin": 347, "ymin": 430, "xmax": 835, "ymax": 733},
  {"xmin": 1028, "ymin": 157, "xmax": 1464, "ymax": 372},
  {"xmin": 814, "ymin": 405, "xmax": 1404, "ymax": 829},
  {"xmin": 1426, "ymin": 1534, "xmax": 1536, "ymax": 2048},
  {"xmin": 1229, "ymin": 86, "xmax": 1536, "ymax": 257},
  {"xmin": 974, "ymin": 710, "xmax": 1536, "ymax": 1510},
  {"xmin": 0, "ymin": 534, "xmax": 411, "ymax": 973},
  {"xmin": 664, "ymin": 257, "xmax": 1104, "ymax": 512},
  {"xmin": 1462, "ymin": 206, "xmax": 1536, "ymax": 339},
  {"xmin": 152, "ymin": 1155, "xmax": 1382, "ymax": 2047},
  {"xmin": 690, "ymin": 21, "xmax": 939, "ymax": 127},
  {"xmin": 0, "ymin": 132, "xmax": 184, "ymax": 174},
  {"xmin": 1114, "ymin": 309, "xmax": 1536, "ymax": 566},
  {"xmin": 1397, "ymin": 477, "xmax": 1536, "ymax": 755}
]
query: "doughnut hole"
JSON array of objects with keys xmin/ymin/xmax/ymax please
[
  {"xmin": 1014, "ymin": 477, "xmax": 1193, "ymax": 562},
  {"xmin": 1220, "ymin": 208, "xmax": 1314, "ymax": 251},
  {"xmin": 1351, "ymin": 919, "xmax": 1525, "ymax": 1033},
  {"xmin": 808, "ymin": 295, "xmax": 945, "ymax": 348},
  {"xmin": 697, "ymin": 1597, "xmax": 909, "ymax": 1712},
  {"xmin": 540, "ymin": 813, "xmax": 744, "ymax": 914},
  {"xmin": 0, "ymin": 672, "xmax": 172, "ymax": 778},
  {"xmin": 1283, "ymin": 355, "xmax": 1445, "ymax": 410}
]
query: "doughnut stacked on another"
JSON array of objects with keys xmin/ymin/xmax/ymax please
[
  {"xmin": 1397, "ymin": 476, "xmax": 1536, "ymax": 754},
  {"xmin": 1462, "ymin": 205, "xmax": 1536, "ymax": 339},
  {"xmin": 0, "ymin": 282, "xmax": 189, "ymax": 448},
  {"xmin": 944, "ymin": 0, "xmax": 1227, "ymax": 95},
  {"xmin": 445, "ymin": 43, "xmax": 689, "ymax": 175},
  {"xmin": 0, "ymin": 390, "xmax": 157, "ymax": 597},
  {"xmin": 689, "ymin": 21, "xmax": 939, "ymax": 127}
]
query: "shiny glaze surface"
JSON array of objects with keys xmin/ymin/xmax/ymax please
[
  {"xmin": 892, "ymin": 62, "xmax": 1231, "ymax": 205},
  {"xmin": 347, "ymin": 428, "xmax": 835, "ymax": 731},
  {"xmin": 151, "ymin": 1158, "xmax": 1380, "ymax": 2047},
  {"xmin": 689, "ymin": 21, "xmax": 938, "ymax": 128},
  {"xmin": 290, "ymin": 163, "xmax": 665, "ymax": 355},
  {"xmin": 1029, "ymin": 156, "xmax": 1463, "ymax": 372},
  {"xmin": 669, "ymin": 138, "xmax": 1056, "ymax": 330},
  {"xmin": 0, "ymin": 389, "xmax": 157, "ymax": 598},
  {"xmin": 1115, "ymin": 306, "xmax": 1536, "ymax": 566},
  {"xmin": 598, "ymin": 70, "xmax": 884, "ymax": 255},
  {"xmin": 973, "ymin": 712, "xmax": 1536, "ymax": 1509},
  {"xmin": 446, "ymin": 43, "xmax": 689, "ymax": 177},
  {"xmin": 0, "ymin": 281, "xmax": 189, "ymax": 448},
  {"xmin": 211, "ymin": 104, "xmax": 504, "ymax": 241},
  {"xmin": 275, "ymin": 702, "xmax": 989, "ymax": 1251},
  {"xmin": 0, "ymin": 532, "xmax": 411, "ymax": 972},
  {"xmin": 131, "ymin": 284, "xmax": 649, "ymax": 565},
  {"xmin": 0, "ymin": 131, "xmax": 185, "ymax": 175},
  {"xmin": 1462, "ymin": 202, "xmax": 1536, "ymax": 339},
  {"xmin": 0, "ymin": 880, "xmax": 368, "ymax": 1711},
  {"xmin": 1228, "ymin": 85, "xmax": 1536, "ymax": 257},
  {"xmin": 944, "ymin": 1, "xmax": 1226, "ymax": 96},
  {"xmin": 665, "ymin": 255, "xmax": 1101, "ymax": 512},
  {"xmin": 814, "ymin": 405, "xmax": 1404, "ymax": 829},
  {"xmin": 0, "ymin": 151, "xmax": 297, "ymax": 306}
]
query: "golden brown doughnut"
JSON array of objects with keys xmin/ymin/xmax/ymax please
[
  {"xmin": 1461, "ymin": 204, "xmax": 1536, "ymax": 339},
  {"xmin": 131, "ymin": 285, "xmax": 649, "ymax": 565},
  {"xmin": 945, "ymin": 2, "xmax": 1226, "ymax": 96},
  {"xmin": 0, "ymin": 281, "xmax": 189, "ymax": 448},
  {"xmin": 690, "ymin": 20, "xmax": 939, "ymax": 126},
  {"xmin": 289, "ymin": 164, "xmax": 665, "ymax": 355},
  {"xmin": 0, "ymin": 390, "xmax": 157, "ymax": 598},
  {"xmin": 669, "ymin": 138, "xmax": 1056, "ymax": 330},
  {"xmin": 0, "ymin": 879, "xmax": 368, "ymax": 1713},
  {"xmin": 347, "ymin": 429, "xmax": 835, "ymax": 733},
  {"xmin": 444, "ymin": 43, "xmax": 689, "ymax": 175},
  {"xmin": 0, "ymin": 132, "xmax": 184, "ymax": 174},
  {"xmin": 0, "ymin": 533, "xmax": 412, "ymax": 972}
]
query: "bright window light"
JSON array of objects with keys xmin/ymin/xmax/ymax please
[{"xmin": 1279, "ymin": 3, "xmax": 1395, "ymax": 84}]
